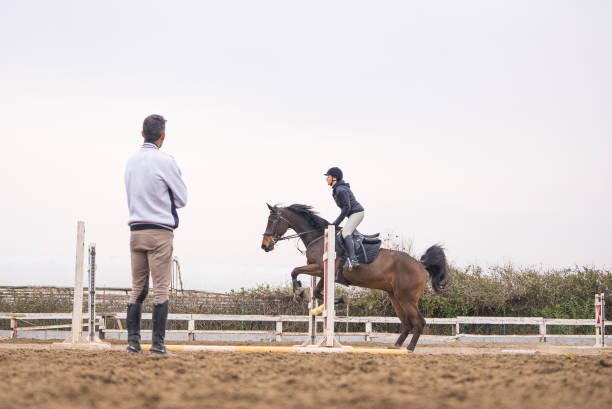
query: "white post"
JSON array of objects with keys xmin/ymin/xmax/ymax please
[
  {"xmin": 188, "ymin": 319, "xmax": 195, "ymax": 342},
  {"xmin": 365, "ymin": 321, "xmax": 372, "ymax": 342},
  {"xmin": 71, "ymin": 221, "xmax": 86, "ymax": 343},
  {"xmin": 595, "ymin": 293, "xmax": 605, "ymax": 347},
  {"xmin": 299, "ymin": 225, "xmax": 342, "ymax": 349},
  {"xmin": 275, "ymin": 320, "xmax": 283, "ymax": 343},
  {"xmin": 98, "ymin": 316, "xmax": 106, "ymax": 340},
  {"xmin": 323, "ymin": 225, "xmax": 336, "ymax": 347},
  {"xmin": 539, "ymin": 319, "xmax": 547, "ymax": 343},
  {"xmin": 53, "ymin": 222, "xmax": 110, "ymax": 350},
  {"xmin": 10, "ymin": 318, "xmax": 17, "ymax": 339}
]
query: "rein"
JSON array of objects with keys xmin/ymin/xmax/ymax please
[
  {"xmin": 263, "ymin": 212, "xmax": 321, "ymax": 249},
  {"xmin": 274, "ymin": 231, "xmax": 317, "ymax": 242}
]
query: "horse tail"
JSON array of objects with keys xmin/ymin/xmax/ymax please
[{"xmin": 420, "ymin": 244, "xmax": 448, "ymax": 293}]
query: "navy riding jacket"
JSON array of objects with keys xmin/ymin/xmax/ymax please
[{"xmin": 332, "ymin": 180, "xmax": 364, "ymax": 226}]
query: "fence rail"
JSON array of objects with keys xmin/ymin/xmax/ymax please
[{"xmin": 1, "ymin": 313, "xmax": 609, "ymax": 342}]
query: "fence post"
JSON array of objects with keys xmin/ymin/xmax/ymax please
[
  {"xmin": 539, "ymin": 319, "xmax": 547, "ymax": 343},
  {"xmin": 115, "ymin": 316, "xmax": 123, "ymax": 331},
  {"xmin": 188, "ymin": 319, "xmax": 195, "ymax": 342},
  {"xmin": 10, "ymin": 318, "xmax": 17, "ymax": 339},
  {"xmin": 365, "ymin": 321, "xmax": 372, "ymax": 342},
  {"xmin": 275, "ymin": 320, "xmax": 283, "ymax": 343},
  {"xmin": 98, "ymin": 316, "xmax": 106, "ymax": 340}
]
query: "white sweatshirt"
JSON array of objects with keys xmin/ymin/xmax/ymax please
[{"xmin": 125, "ymin": 142, "xmax": 188, "ymax": 230}]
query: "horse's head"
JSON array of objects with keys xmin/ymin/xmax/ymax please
[{"xmin": 261, "ymin": 203, "xmax": 291, "ymax": 252}]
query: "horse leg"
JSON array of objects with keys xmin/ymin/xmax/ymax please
[
  {"xmin": 387, "ymin": 293, "xmax": 412, "ymax": 349},
  {"xmin": 311, "ymin": 270, "xmax": 345, "ymax": 305},
  {"xmin": 394, "ymin": 323, "xmax": 413, "ymax": 348},
  {"xmin": 311, "ymin": 278, "xmax": 323, "ymax": 300},
  {"xmin": 291, "ymin": 264, "xmax": 323, "ymax": 298},
  {"xmin": 402, "ymin": 302, "xmax": 426, "ymax": 352}
]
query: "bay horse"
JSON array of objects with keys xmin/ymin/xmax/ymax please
[{"xmin": 261, "ymin": 203, "xmax": 447, "ymax": 351}]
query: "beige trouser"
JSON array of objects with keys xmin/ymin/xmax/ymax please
[
  {"xmin": 129, "ymin": 229, "xmax": 174, "ymax": 305},
  {"xmin": 342, "ymin": 211, "xmax": 365, "ymax": 238}
]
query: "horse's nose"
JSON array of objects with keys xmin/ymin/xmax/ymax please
[{"xmin": 261, "ymin": 244, "xmax": 266, "ymax": 250}]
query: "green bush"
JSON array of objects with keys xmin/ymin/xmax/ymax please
[{"xmin": 1, "ymin": 265, "xmax": 609, "ymax": 334}]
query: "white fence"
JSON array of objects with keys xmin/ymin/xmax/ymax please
[{"xmin": 1, "ymin": 313, "xmax": 609, "ymax": 343}]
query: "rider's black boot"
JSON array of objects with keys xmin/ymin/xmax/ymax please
[
  {"xmin": 150, "ymin": 300, "xmax": 174, "ymax": 356},
  {"xmin": 126, "ymin": 303, "xmax": 145, "ymax": 355},
  {"xmin": 343, "ymin": 235, "xmax": 360, "ymax": 270},
  {"xmin": 335, "ymin": 262, "xmax": 350, "ymax": 286}
]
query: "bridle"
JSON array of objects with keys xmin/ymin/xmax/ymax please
[{"xmin": 262, "ymin": 212, "xmax": 319, "ymax": 246}]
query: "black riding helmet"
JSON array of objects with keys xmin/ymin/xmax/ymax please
[{"xmin": 324, "ymin": 167, "xmax": 343, "ymax": 181}]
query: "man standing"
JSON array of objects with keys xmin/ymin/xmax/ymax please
[{"xmin": 124, "ymin": 114, "xmax": 187, "ymax": 355}]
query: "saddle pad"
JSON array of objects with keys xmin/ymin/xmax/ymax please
[
  {"xmin": 358, "ymin": 240, "xmax": 382, "ymax": 264},
  {"xmin": 335, "ymin": 235, "xmax": 381, "ymax": 265}
]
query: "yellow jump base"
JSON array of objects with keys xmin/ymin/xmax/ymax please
[{"xmin": 140, "ymin": 344, "xmax": 410, "ymax": 355}]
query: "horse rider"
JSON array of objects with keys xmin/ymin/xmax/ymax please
[{"xmin": 325, "ymin": 167, "xmax": 365, "ymax": 279}]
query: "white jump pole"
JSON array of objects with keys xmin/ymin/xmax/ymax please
[
  {"xmin": 53, "ymin": 221, "xmax": 109, "ymax": 349},
  {"xmin": 301, "ymin": 225, "xmax": 342, "ymax": 348},
  {"xmin": 322, "ymin": 225, "xmax": 336, "ymax": 346},
  {"xmin": 71, "ymin": 221, "xmax": 86, "ymax": 343},
  {"xmin": 595, "ymin": 293, "xmax": 605, "ymax": 347}
]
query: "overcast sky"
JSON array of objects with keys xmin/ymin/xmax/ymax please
[{"xmin": 0, "ymin": 1, "xmax": 610, "ymax": 292}]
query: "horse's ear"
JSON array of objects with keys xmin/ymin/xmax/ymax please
[{"xmin": 266, "ymin": 203, "xmax": 274, "ymax": 211}]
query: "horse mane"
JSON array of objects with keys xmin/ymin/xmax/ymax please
[{"xmin": 285, "ymin": 204, "xmax": 330, "ymax": 231}]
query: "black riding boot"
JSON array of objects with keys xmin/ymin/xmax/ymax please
[
  {"xmin": 126, "ymin": 303, "xmax": 145, "ymax": 354},
  {"xmin": 150, "ymin": 300, "xmax": 173, "ymax": 356},
  {"xmin": 335, "ymin": 262, "xmax": 350, "ymax": 286},
  {"xmin": 343, "ymin": 235, "xmax": 360, "ymax": 270}
]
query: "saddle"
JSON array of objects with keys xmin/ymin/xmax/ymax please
[{"xmin": 335, "ymin": 229, "xmax": 382, "ymax": 267}]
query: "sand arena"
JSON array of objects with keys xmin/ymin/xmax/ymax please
[{"xmin": 1, "ymin": 341, "xmax": 611, "ymax": 409}]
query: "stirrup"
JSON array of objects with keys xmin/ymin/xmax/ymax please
[{"xmin": 345, "ymin": 258, "xmax": 360, "ymax": 270}]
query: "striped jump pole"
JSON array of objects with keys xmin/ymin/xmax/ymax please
[
  {"xmin": 595, "ymin": 293, "xmax": 605, "ymax": 347},
  {"xmin": 322, "ymin": 225, "xmax": 337, "ymax": 347},
  {"xmin": 302, "ymin": 225, "xmax": 341, "ymax": 348}
]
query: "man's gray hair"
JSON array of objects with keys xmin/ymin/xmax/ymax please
[{"xmin": 143, "ymin": 114, "xmax": 167, "ymax": 143}]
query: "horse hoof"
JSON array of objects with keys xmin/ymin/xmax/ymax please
[
  {"xmin": 292, "ymin": 290, "xmax": 304, "ymax": 302},
  {"xmin": 333, "ymin": 295, "xmax": 349, "ymax": 305}
]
